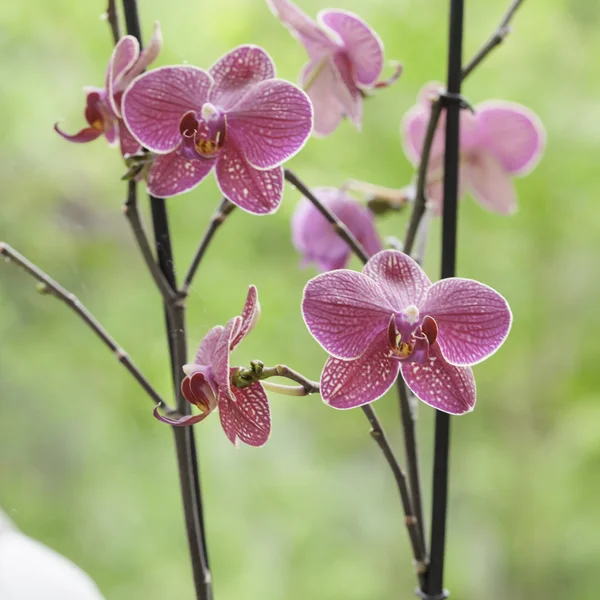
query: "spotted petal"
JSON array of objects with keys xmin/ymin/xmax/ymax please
[
  {"xmin": 321, "ymin": 330, "xmax": 400, "ymax": 409},
  {"xmin": 476, "ymin": 101, "xmax": 545, "ymax": 175},
  {"xmin": 363, "ymin": 250, "xmax": 431, "ymax": 311},
  {"xmin": 421, "ymin": 277, "xmax": 512, "ymax": 366},
  {"xmin": 400, "ymin": 342, "xmax": 475, "ymax": 414},
  {"xmin": 302, "ymin": 269, "xmax": 395, "ymax": 359},
  {"xmin": 215, "ymin": 137, "xmax": 283, "ymax": 214},
  {"xmin": 122, "ymin": 66, "xmax": 212, "ymax": 153},
  {"xmin": 209, "ymin": 45, "xmax": 275, "ymax": 111},
  {"xmin": 230, "ymin": 285, "xmax": 260, "ymax": 351},
  {"xmin": 146, "ymin": 151, "xmax": 214, "ymax": 198},
  {"xmin": 318, "ymin": 10, "xmax": 383, "ymax": 86},
  {"xmin": 195, "ymin": 325, "xmax": 225, "ymax": 366},
  {"xmin": 226, "ymin": 79, "xmax": 312, "ymax": 169}
]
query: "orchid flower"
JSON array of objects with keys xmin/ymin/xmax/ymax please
[
  {"xmin": 302, "ymin": 250, "xmax": 512, "ymax": 414},
  {"xmin": 291, "ymin": 187, "xmax": 382, "ymax": 271},
  {"xmin": 402, "ymin": 82, "xmax": 546, "ymax": 215},
  {"xmin": 154, "ymin": 286, "xmax": 271, "ymax": 447},
  {"xmin": 122, "ymin": 45, "xmax": 312, "ymax": 214},
  {"xmin": 55, "ymin": 24, "xmax": 162, "ymax": 157},
  {"xmin": 267, "ymin": 0, "xmax": 401, "ymax": 136}
]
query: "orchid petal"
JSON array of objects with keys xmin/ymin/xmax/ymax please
[
  {"xmin": 129, "ymin": 22, "xmax": 163, "ymax": 81},
  {"xmin": 221, "ymin": 382, "xmax": 271, "ymax": 447},
  {"xmin": 318, "ymin": 10, "xmax": 384, "ymax": 86},
  {"xmin": 476, "ymin": 101, "xmax": 546, "ymax": 175},
  {"xmin": 146, "ymin": 151, "xmax": 214, "ymax": 198},
  {"xmin": 182, "ymin": 372, "xmax": 217, "ymax": 412},
  {"xmin": 302, "ymin": 269, "xmax": 395, "ymax": 359},
  {"xmin": 209, "ymin": 45, "xmax": 275, "ymax": 111},
  {"xmin": 195, "ymin": 325, "xmax": 225, "ymax": 366},
  {"xmin": 107, "ymin": 35, "xmax": 140, "ymax": 115},
  {"xmin": 152, "ymin": 405, "xmax": 211, "ymax": 426},
  {"xmin": 212, "ymin": 317, "xmax": 240, "ymax": 402},
  {"xmin": 421, "ymin": 277, "xmax": 512, "ymax": 366},
  {"xmin": 266, "ymin": 0, "xmax": 339, "ymax": 59},
  {"xmin": 215, "ymin": 137, "xmax": 283, "ymax": 214},
  {"xmin": 331, "ymin": 53, "xmax": 363, "ymax": 129},
  {"xmin": 54, "ymin": 123, "xmax": 103, "ymax": 144},
  {"xmin": 363, "ymin": 250, "xmax": 431, "ymax": 311},
  {"xmin": 104, "ymin": 120, "xmax": 119, "ymax": 146},
  {"xmin": 122, "ymin": 66, "xmax": 212, "ymax": 153},
  {"xmin": 464, "ymin": 151, "xmax": 517, "ymax": 215},
  {"xmin": 119, "ymin": 121, "xmax": 142, "ymax": 157},
  {"xmin": 321, "ymin": 330, "xmax": 400, "ymax": 409},
  {"xmin": 230, "ymin": 285, "xmax": 260, "ymax": 351},
  {"xmin": 227, "ymin": 79, "xmax": 313, "ymax": 169},
  {"xmin": 401, "ymin": 342, "xmax": 475, "ymax": 414}
]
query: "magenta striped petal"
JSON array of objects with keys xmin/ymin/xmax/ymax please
[
  {"xmin": 215, "ymin": 139, "xmax": 283, "ymax": 214},
  {"xmin": 107, "ymin": 36, "xmax": 139, "ymax": 115},
  {"xmin": 209, "ymin": 45, "xmax": 275, "ymax": 111},
  {"xmin": 302, "ymin": 269, "xmax": 394, "ymax": 359},
  {"xmin": 421, "ymin": 278, "xmax": 512, "ymax": 366},
  {"xmin": 400, "ymin": 343, "xmax": 475, "ymax": 414},
  {"xmin": 230, "ymin": 285, "xmax": 260, "ymax": 351},
  {"xmin": 122, "ymin": 66, "xmax": 212, "ymax": 153},
  {"xmin": 476, "ymin": 101, "xmax": 545, "ymax": 175},
  {"xmin": 230, "ymin": 382, "xmax": 271, "ymax": 447},
  {"xmin": 227, "ymin": 79, "xmax": 313, "ymax": 169},
  {"xmin": 119, "ymin": 121, "xmax": 141, "ymax": 157},
  {"xmin": 331, "ymin": 53, "xmax": 363, "ymax": 129},
  {"xmin": 318, "ymin": 10, "xmax": 383, "ymax": 86},
  {"xmin": 146, "ymin": 151, "xmax": 214, "ymax": 198},
  {"xmin": 218, "ymin": 390, "xmax": 238, "ymax": 445},
  {"xmin": 363, "ymin": 250, "xmax": 431, "ymax": 311},
  {"xmin": 320, "ymin": 331, "xmax": 400, "ymax": 409},
  {"xmin": 266, "ymin": 0, "xmax": 339, "ymax": 59},
  {"xmin": 153, "ymin": 405, "xmax": 211, "ymax": 426},
  {"xmin": 212, "ymin": 317, "xmax": 240, "ymax": 401},
  {"xmin": 195, "ymin": 325, "xmax": 225, "ymax": 366}
]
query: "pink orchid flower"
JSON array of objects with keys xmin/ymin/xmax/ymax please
[
  {"xmin": 122, "ymin": 45, "xmax": 313, "ymax": 214},
  {"xmin": 402, "ymin": 83, "xmax": 546, "ymax": 215},
  {"xmin": 267, "ymin": 0, "xmax": 401, "ymax": 137},
  {"xmin": 302, "ymin": 250, "xmax": 512, "ymax": 414},
  {"xmin": 291, "ymin": 187, "xmax": 382, "ymax": 271},
  {"xmin": 55, "ymin": 24, "xmax": 162, "ymax": 157},
  {"xmin": 154, "ymin": 286, "xmax": 270, "ymax": 447}
]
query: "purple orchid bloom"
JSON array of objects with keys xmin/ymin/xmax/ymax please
[
  {"xmin": 122, "ymin": 45, "xmax": 313, "ymax": 214},
  {"xmin": 267, "ymin": 0, "xmax": 401, "ymax": 137},
  {"xmin": 55, "ymin": 23, "xmax": 161, "ymax": 157},
  {"xmin": 291, "ymin": 187, "xmax": 382, "ymax": 271},
  {"xmin": 302, "ymin": 250, "xmax": 512, "ymax": 414},
  {"xmin": 402, "ymin": 82, "xmax": 546, "ymax": 215},
  {"xmin": 154, "ymin": 286, "xmax": 271, "ymax": 447}
]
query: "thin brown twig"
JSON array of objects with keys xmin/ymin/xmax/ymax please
[
  {"xmin": 0, "ymin": 242, "xmax": 168, "ymax": 409},
  {"xmin": 106, "ymin": 0, "xmax": 121, "ymax": 45},
  {"xmin": 461, "ymin": 0, "xmax": 525, "ymax": 80}
]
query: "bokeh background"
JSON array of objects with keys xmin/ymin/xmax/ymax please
[{"xmin": 1, "ymin": 0, "xmax": 599, "ymax": 598}]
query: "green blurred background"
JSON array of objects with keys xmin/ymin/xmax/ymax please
[{"xmin": 1, "ymin": 0, "xmax": 599, "ymax": 598}]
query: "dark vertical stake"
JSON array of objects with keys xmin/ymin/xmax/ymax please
[{"xmin": 426, "ymin": 0, "xmax": 464, "ymax": 596}]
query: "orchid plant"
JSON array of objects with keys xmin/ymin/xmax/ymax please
[{"xmin": 0, "ymin": 0, "xmax": 546, "ymax": 598}]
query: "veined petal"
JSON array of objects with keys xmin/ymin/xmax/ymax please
[
  {"xmin": 401, "ymin": 342, "xmax": 475, "ymax": 414},
  {"xmin": 331, "ymin": 53, "xmax": 363, "ymax": 130},
  {"xmin": 266, "ymin": 0, "xmax": 340, "ymax": 59},
  {"xmin": 363, "ymin": 250, "xmax": 431, "ymax": 311},
  {"xmin": 318, "ymin": 10, "xmax": 384, "ymax": 87},
  {"xmin": 209, "ymin": 45, "xmax": 275, "ymax": 111},
  {"xmin": 321, "ymin": 330, "xmax": 400, "ymax": 409},
  {"xmin": 212, "ymin": 317, "xmax": 240, "ymax": 401},
  {"xmin": 421, "ymin": 277, "xmax": 512, "ymax": 366},
  {"xmin": 122, "ymin": 66, "xmax": 212, "ymax": 153},
  {"xmin": 146, "ymin": 151, "xmax": 214, "ymax": 198},
  {"xmin": 107, "ymin": 35, "xmax": 140, "ymax": 116},
  {"xmin": 476, "ymin": 101, "xmax": 546, "ymax": 175},
  {"xmin": 302, "ymin": 269, "xmax": 395, "ymax": 359},
  {"xmin": 230, "ymin": 285, "xmax": 260, "ymax": 351},
  {"xmin": 119, "ymin": 120, "xmax": 141, "ymax": 157},
  {"xmin": 227, "ymin": 79, "xmax": 313, "ymax": 169},
  {"xmin": 218, "ymin": 382, "xmax": 271, "ymax": 447},
  {"xmin": 153, "ymin": 405, "xmax": 211, "ymax": 426},
  {"xmin": 54, "ymin": 123, "xmax": 103, "ymax": 143},
  {"xmin": 464, "ymin": 151, "xmax": 517, "ymax": 215},
  {"xmin": 195, "ymin": 325, "xmax": 225, "ymax": 366},
  {"xmin": 215, "ymin": 137, "xmax": 283, "ymax": 214}
]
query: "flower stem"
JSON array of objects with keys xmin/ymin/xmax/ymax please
[
  {"xmin": 0, "ymin": 243, "xmax": 168, "ymax": 409},
  {"xmin": 105, "ymin": 0, "xmax": 121, "ymax": 44}
]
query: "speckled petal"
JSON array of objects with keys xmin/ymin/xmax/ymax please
[
  {"xmin": 476, "ymin": 101, "xmax": 545, "ymax": 175},
  {"xmin": 215, "ymin": 137, "xmax": 283, "ymax": 214},
  {"xmin": 195, "ymin": 325, "xmax": 225, "ymax": 366},
  {"xmin": 421, "ymin": 277, "xmax": 512, "ymax": 366},
  {"xmin": 146, "ymin": 151, "xmax": 214, "ymax": 198},
  {"xmin": 401, "ymin": 342, "xmax": 475, "ymax": 414},
  {"xmin": 363, "ymin": 250, "xmax": 431, "ymax": 311},
  {"xmin": 227, "ymin": 79, "xmax": 313, "ymax": 169},
  {"xmin": 302, "ymin": 269, "xmax": 395, "ymax": 359},
  {"xmin": 212, "ymin": 317, "xmax": 240, "ymax": 402},
  {"xmin": 209, "ymin": 45, "xmax": 275, "ymax": 111},
  {"xmin": 230, "ymin": 285, "xmax": 260, "ymax": 351},
  {"xmin": 122, "ymin": 66, "xmax": 212, "ymax": 153},
  {"xmin": 224, "ymin": 382, "xmax": 271, "ymax": 447},
  {"xmin": 321, "ymin": 330, "xmax": 400, "ymax": 409},
  {"xmin": 318, "ymin": 10, "xmax": 383, "ymax": 86}
]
